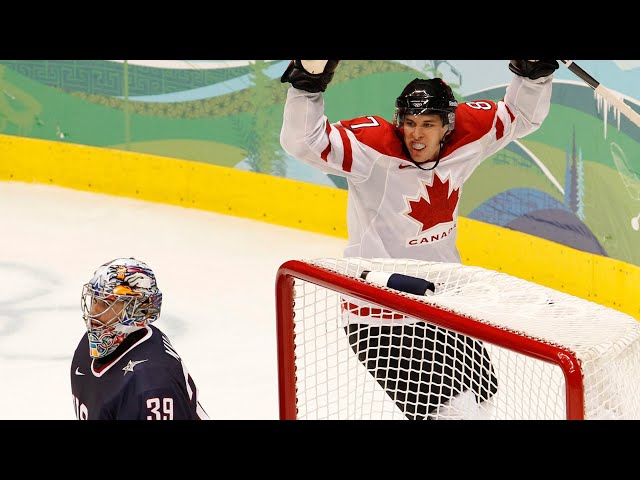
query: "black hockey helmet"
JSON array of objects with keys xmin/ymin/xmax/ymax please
[{"xmin": 393, "ymin": 78, "xmax": 458, "ymax": 132}]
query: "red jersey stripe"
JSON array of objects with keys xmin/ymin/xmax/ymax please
[
  {"xmin": 320, "ymin": 121, "xmax": 332, "ymax": 162},
  {"xmin": 495, "ymin": 116, "xmax": 505, "ymax": 140},
  {"xmin": 336, "ymin": 125, "xmax": 353, "ymax": 172}
]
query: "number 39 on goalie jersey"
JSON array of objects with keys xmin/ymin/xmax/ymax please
[{"xmin": 71, "ymin": 324, "xmax": 209, "ymax": 420}]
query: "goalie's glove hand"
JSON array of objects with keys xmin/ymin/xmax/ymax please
[
  {"xmin": 281, "ymin": 60, "xmax": 340, "ymax": 93},
  {"xmin": 509, "ymin": 60, "xmax": 559, "ymax": 80}
]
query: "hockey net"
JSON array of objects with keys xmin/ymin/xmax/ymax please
[{"xmin": 275, "ymin": 257, "xmax": 640, "ymax": 420}]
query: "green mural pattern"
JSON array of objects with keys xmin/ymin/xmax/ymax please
[
  {"xmin": 1, "ymin": 60, "xmax": 639, "ymax": 268},
  {"xmin": 0, "ymin": 60, "xmax": 252, "ymax": 97}
]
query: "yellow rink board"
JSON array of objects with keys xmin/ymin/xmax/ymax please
[{"xmin": 1, "ymin": 134, "xmax": 637, "ymax": 319}]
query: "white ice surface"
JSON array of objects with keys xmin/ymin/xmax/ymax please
[{"xmin": 0, "ymin": 181, "xmax": 347, "ymax": 419}]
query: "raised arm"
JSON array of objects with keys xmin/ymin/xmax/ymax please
[
  {"xmin": 503, "ymin": 60, "xmax": 559, "ymax": 136},
  {"xmin": 280, "ymin": 60, "xmax": 383, "ymax": 182}
]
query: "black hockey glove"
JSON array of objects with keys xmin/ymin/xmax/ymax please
[
  {"xmin": 509, "ymin": 60, "xmax": 559, "ymax": 80},
  {"xmin": 281, "ymin": 60, "xmax": 340, "ymax": 93}
]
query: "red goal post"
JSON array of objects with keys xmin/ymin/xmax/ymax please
[{"xmin": 275, "ymin": 257, "xmax": 640, "ymax": 420}]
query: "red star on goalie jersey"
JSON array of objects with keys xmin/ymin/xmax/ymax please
[{"xmin": 405, "ymin": 172, "xmax": 460, "ymax": 233}]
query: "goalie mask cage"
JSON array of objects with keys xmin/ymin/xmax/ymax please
[{"xmin": 275, "ymin": 257, "xmax": 640, "ymax": 420}]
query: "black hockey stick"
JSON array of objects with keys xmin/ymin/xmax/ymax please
[{"xmin": 560, "ymin": 60, "xmax": 640, "ymax": 128}]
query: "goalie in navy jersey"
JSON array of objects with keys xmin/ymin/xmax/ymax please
[
  {"xmin": 71, "ymin": 257, "xmax": 209, "ymax": 420},
  {"xmin": 280, "ymin": 60, "xmax": 559, "ymax": 419}
]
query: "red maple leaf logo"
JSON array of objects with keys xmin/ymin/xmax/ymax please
[{"xmin": 406, "ymin": 172, "xmax": 460, "ymax": 233}]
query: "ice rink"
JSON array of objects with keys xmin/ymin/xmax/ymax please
[{"xmin": 0, "ymin": 181, "xmax": 347, "ymax": 420}]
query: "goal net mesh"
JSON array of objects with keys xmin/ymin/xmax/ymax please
[{"xmin": 277, "ymin": 257, "xmax": 640, "ymax": 420}]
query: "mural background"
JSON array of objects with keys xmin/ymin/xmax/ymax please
[{"xmin": 1, "ymin": 59, "xmax": 638, "ymax": 267}]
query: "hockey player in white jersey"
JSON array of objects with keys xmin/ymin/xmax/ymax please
[{"xmin": 280, "ymin": 60, "xmax": 559, "ymax": 420}]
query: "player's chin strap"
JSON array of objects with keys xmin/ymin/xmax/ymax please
[{"xmin": 413, "ymin": 137, "xmax": 447, "ymax": 171}]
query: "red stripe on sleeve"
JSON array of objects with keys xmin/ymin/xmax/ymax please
[
  {"xmin": 504, "ymin": 103, "xmax": 516, "ymax": 122},
  {"xmin": 320, "ymin": 121, "xmax": 332, "ymax": 162},
  {"xmin": 336, "ymin": 125, "xmax": 353, "ymax": 172},
  {"xmin": 495, "ymin": 116, "xmax": 505, "ymax": 140},
  {"xmin": 495, "ymin": 103, "xmax": 515, "ymax": 141}
]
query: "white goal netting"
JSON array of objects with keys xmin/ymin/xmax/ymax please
[{"xmin": 276, "ymin": 257, "xmax": 640, "ymax": 420}]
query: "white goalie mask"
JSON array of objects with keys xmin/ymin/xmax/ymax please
[{"xmin": 81, "ymin": 257, "xmax": 162, "ymax": 359}]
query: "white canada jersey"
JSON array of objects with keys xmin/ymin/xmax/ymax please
[{"xmin": 280, "ymin": 74, "xmax": 553, "ymax": 263}]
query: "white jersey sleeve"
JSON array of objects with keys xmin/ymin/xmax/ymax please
[
  {"xmin": 280, "ymin": 87, "xmax": 391, "ymax": 182},
  {"xmin": 485, "ymin": 73, "xmax": 553, "ymax": 158}
]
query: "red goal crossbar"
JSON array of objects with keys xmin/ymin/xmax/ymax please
[{"xmin": 275, "ymin": 260, "xmax": 585, "ymax": 420}]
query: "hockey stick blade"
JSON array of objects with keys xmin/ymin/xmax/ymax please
[{"xmin": 561, "ymin": 60, "xmax": 640, "ymax": 129}]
